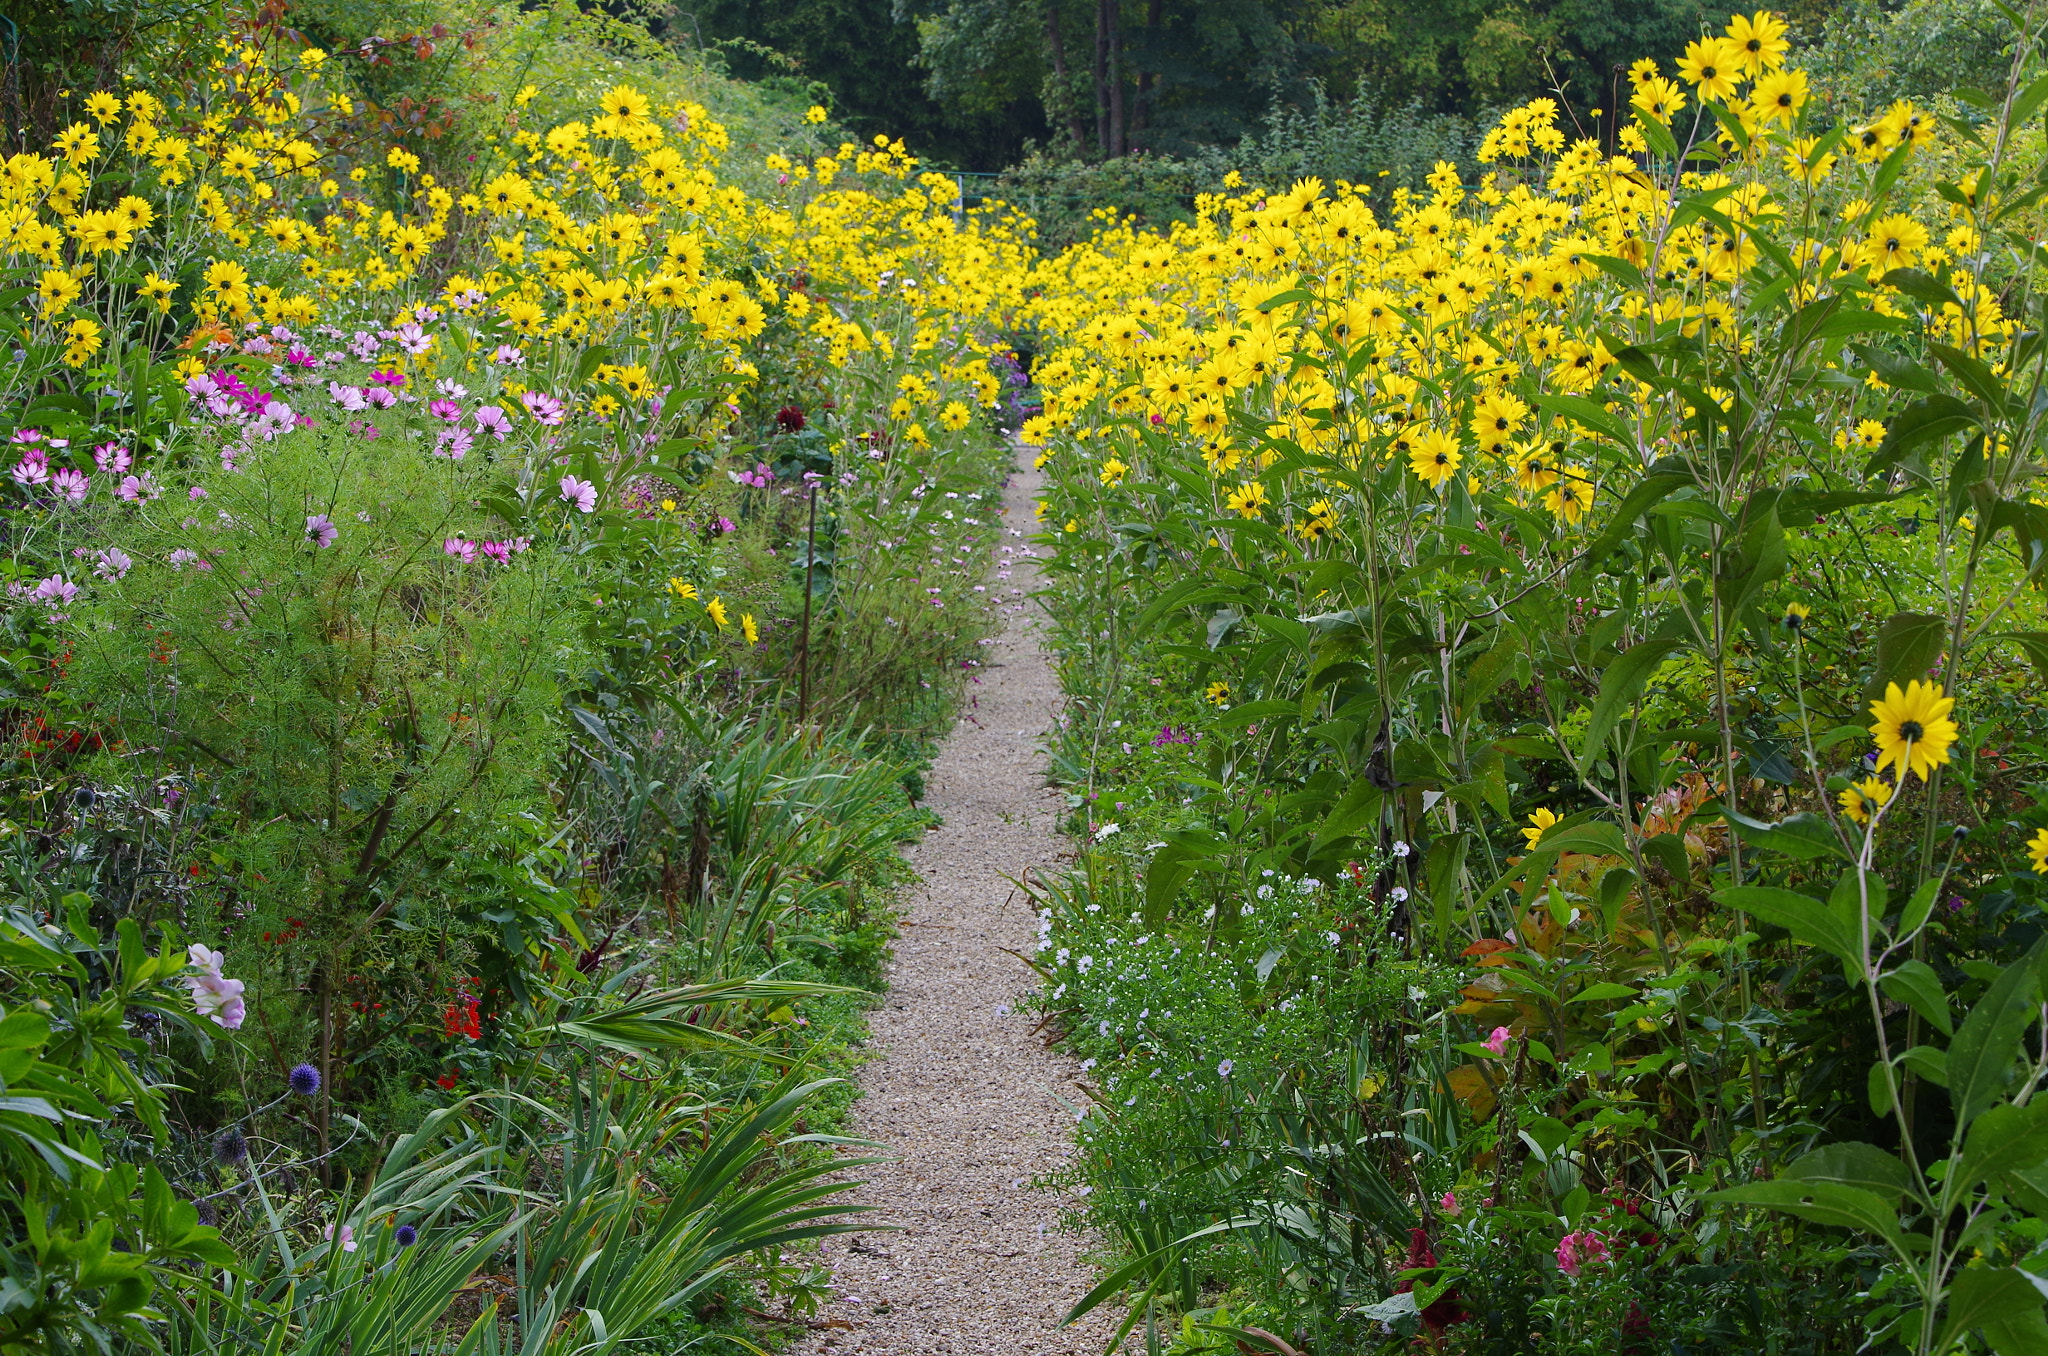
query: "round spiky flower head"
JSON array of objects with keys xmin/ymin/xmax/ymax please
[
  {"xmin": 1869, "ymin": 679, "xmax": 1958, "ymax": 783},
  {"xmin": 289, "ymin": 1063, "xmax": 321, "ymax": 1096},
  {"xmin": 214, "ymin": 1127, "xmax": 248, "ymax": 1166}
]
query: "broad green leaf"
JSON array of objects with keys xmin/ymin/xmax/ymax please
[
  {"xmin": 1866, "ymin": 395, "xmax": 1979, "ymax": 474},
  {"xmin": 1780, "ymin": 1142, "xmax": 1916, "ymax": 1202},
  {"xmin": 1716, "ymin": 885, "xmax": 1861, "ymax": 973},
  {"xmin": 1948, "ymin": 945, "xmax": 2044, "ymax": 1121},
  {"xmin": 1955, "ymin": 1099, "xmax": 2048, "ymax": 1195},
  {"xmin": 1723, "ymin": 808, "xmax": 1849, "ymax": 861},
  {"xmin": 1863, "ymin": 610, "xmax": 1949, "ymax": 701},
  {"xmin": 1580, "ymin": 635, "xmax": 1688, "ymax": 762},
  {"xmin": 1710, "ymin": 1180, "xmax": 1914, "ymax": 1260},
  {"xmin": 1880, "ymin": 959, "xmax": 1952, "ymax": 1036},
  {"xmin": 1938, "ymin": 1267, "xmax": 2048, "ymax": 1355}
]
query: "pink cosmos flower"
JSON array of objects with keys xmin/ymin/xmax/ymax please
[
  {"xmin": 11, "ymin": 449, "xmax": 49, "ymax": 487},
  {"xmin": 305, "ymin": 514, "xmax": 338, "ymax": 548},
  {"xmin": 490, "ymin": 345, "xmax": 525, "ymax": 366},
  {"xmin": 92, "ymin": 548, "xmax": 132, "ymax": 581},
  {"xmin": 1556, "ymin": 1230, "xmax": 1610, "ymax": 1277},
  {"xmin": 184, "ymin": 943, "xmax": 246, "ymax": 1030},
  {"xmin": 473, "ymin": 406, "xmax": 513, "ymax": 440},
  {"xmin": 520, "ymin": 391, "xmax": 564, "ymax": 425},
  {"xmin": 189, "ymin": 486, "xmax": 208, "ymax": 501},
  {"xmin": 51, "ymin": 468, "xmax": 88, "ymax": 502},
  {"xmin": 443, "ymin": 538, "xmax": 476, "ymax": 564},
  {"xmin": 10, "ymin": 428, "xmax": 41, "ymax": 445},
  {"xmin": 480, "ymin": 541, "xmax": 511, "ymax": 564},
  {"xmin": 1482, "ymin": 1026, "xmax": 1512, "ymax": 1056},
  {"xmin": 434, "ymin": 426, "xmax": 473, "ymax": 461},
  {"xmin": 559, "ymin": 475, "xmax": 597, "ymax": 513},
  {"xmin": 93, "ymin": 442, "xmax": 131, "ymax": 475},
  {"xmin": 428, "ymin": 399, "xmax": 462, "ymax": 424},
  {"xmin": 322, "ymin": 1223, "xmax": 356, "ymax": 1253}
]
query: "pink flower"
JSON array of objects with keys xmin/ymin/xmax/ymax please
[
  {"xmin": 117, "ymin": 473, "xmax": 160, "ymax": 502},
  {"xmin": 558, "ymin": 475, "xmax": 596, "ymax": 513},
  {"xmin": 443, "ymin": 538, "xmax": 476, "ymax": 563},
  {"xmin": 92, "ymin": 548, "xmax": 132, "ymax": 581},
  {"xmin": 428, "ymin": 399, "xmax": 463, "ymax": 424},
  {"xmin": 1557, "ymin": 1230, "xmax": 1610, "ymax": 1277},
  {"xmin": 184, "ymin": 943, "xmax": 246, "ymax": 1030},
  {"xmin": 1439, "ymin": 1191, "xmax": 1460, "ymax": 1217},
  {"xmin": 473, "ymin": 406, "xmax": 513, "ymax": 440},
  {"xmin": 490, "ymin": 345, "xmax": 525, "ymax": 366},
  {"xmin": 480, "ymin": 540, "xmax": 511, "ymax": 564},
  {"xmin": 93, "ymin": 442, "xmax": 131, "ymax": 475},
  {"xmin": 305, "ymin": 514, "xmax": 338, "ymax": 548},
  {"xmin": 322, "ymin": 1223, "xmax": 357, "ymax": 1253},
  {"xmin": 11, "ymin": 449, "xmax": 49, "ymax": 487},
  {"xmin": 434, "ymin": 426, "xmax": 473, "ymax": 460},
  {"xmin": 1482, "ymin": 1026, "xmax": 1512, "ymax": 1056},
  {"xmin": 51, "ymin": 468, "xmax": 88, "ymax": 502},
  {"xmin": 520, "ymin": 391, "xmax": 564, "ymax": 425}
]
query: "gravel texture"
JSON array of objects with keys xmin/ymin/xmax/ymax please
[{"xmin": 791, "ymin": 454, "xmax": 1124, "ymax": 1356}]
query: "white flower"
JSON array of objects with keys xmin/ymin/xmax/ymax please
[
  {"xmin": 1217, "ymin": 1059, "xmax": 1234, "ymax": 1078},
  {"xmin": 1392, "ymin": 840, "xmax": 1411, "ymax": 858},
  {"xmin": 1092, "ymin": 821, "xmax": 1121, "ymax": 842}
]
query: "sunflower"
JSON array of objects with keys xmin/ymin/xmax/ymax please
[
  {"xmin": 1677, "ymin": 37, "xmax": 1742, "ymax": 103},
  {"xmin": 1544, "ymin": 474, "xmax": 1592, "ymax": 524},
  {"xmin": 1869, "ymin": 679, "xmax": 1958, "ymax": 782},
  {"xmin": 1205, "ymin": 681, "xmax": 1231, "ymax": 707},
  {"xmin": 1225, "ymin": 482, "xmax": 1269, "ymax": 518},
  {"xmin": 1410, "ymin": 429, "xmax": 1462, "ymax": 490},
  {"xmin": 1520, "ymin": 807, "xmax": 1561, "ymax": 849},
  {"xmin": 2029, "ymin": 826, "xmax": 2048, "ymax": 875},
  {"xmin": 1839, "ymin": 777, "xmax": 1892, "ymax": 825}
]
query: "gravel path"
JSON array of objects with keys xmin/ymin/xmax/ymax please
[{"xmin": 793, "ymin": 453, "xmax": 1124, "ymax": 1356}]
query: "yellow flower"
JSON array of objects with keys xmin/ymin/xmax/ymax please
[
  {"xmin": 1753, "ymin": 69, "xmax": 1810, "ymax": 127},
  {"xmin": 1854, "ymin": 419, "xmax": 1888, "ymax": 449},
  {"xmin": 36, "ymin": 269, "xmax": 81, "ymax": 314},
  {"xmin": 1544, "ymin": 474, "xmax": 1592, "ymax": 524},
  {"xmin": 1869, "ymin": 679, "xmax": 1958, "ymax": 782},
  {"xmin": 1839, "ymin": 777, "xmax": 1893, "ymax": 825},
  {"xmin": 1410, "ymin": 429, "xmax": 1461, "ymax": 490},
  {"xmin": 600, "ymin": 85, "xmax": 651, "ymax": 125},
  {"xmin": 616, "ymin": 365, "xmax": 653, "ymax": 400},
  {"xmin": 1726, "ymin": 9, "xmax": 1790, "ymax": 75},
  {"xmin": 1205, "ymin": 680, "xmax": 1231, "ymax": 706},
  {"xmin": 139, "ymin": 273, "xmax": 176, "ymax": 311},
  {"xmin": 705, "ymin": 595, "xmax": 729, "ymax": 629},
  {"xmin": 1782, "ymin": 601, "xmax": 1811, "ymax": 632},
  {"xmin": 742, "ymin": 613, "xmax": 760, "ymax": 644},
  {"xmin": 82, "ymin": 91, "xmax": 122, "ymax": 125},
  {"xmin": 2029, "ymin": 826, "xmax": 2048, "ymax": 875},
  {"xmin": 1099, "ymin": 457, "xmax": 1128, "ymax": 486},
  {"xmin": 1521, "ymin": 807, "xmax": 1561, "ymax": 850},
  {"xmin": 668, "ymin": 578, "xmax": 699, "ymax": 601},
  {"xmin": 1633, "ymin": 77, "xmax": 1687, "ymax": 123},
  {"xmin": 1226, "ymin": 481, "xmax": 1269, "ymax": 518},
  {"xmin": 1677, "ymin": 37, "xmax": 1742, "ymax": 102},
  {"xmin": 805, "ymin": 104, "xmax": 829, "ymax": 124},
  {"xmin": 938, "ymin": 400, "xmax": 972, "ymax": 432}
]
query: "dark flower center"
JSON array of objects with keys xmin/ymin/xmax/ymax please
[{"xmin": 1899, "ymin": 720, "xmax": 1924, "ymax": 741}]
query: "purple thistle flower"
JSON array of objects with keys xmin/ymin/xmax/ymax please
[
  {"xmin": 395, "ymin": 1224, "xmax": 418, "ymax": 1247},
  {"xmin": 289, "ymin": 1063, "xmax": 321, "ymax": 1096},
  {"xmin": 214, "ymin": 1128, "xmax": 248, "ymax": 1165}
]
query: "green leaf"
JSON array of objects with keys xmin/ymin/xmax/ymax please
[
  {"xmin": 1955, "ymin": 1099, "xmax": 2048, "ymax": 1195},
  {"xmin": 1710, "ymin": 1180, "xmax": 1913, "ymax": 1260},
  {"xmin": 1581, "ymin": 471, "xmax": 1699, "ymax": 566},
  {"xmin": 1779, "ymin": 1142, "xmax": 1915, "ymax": 1202},
  {"xmin": 1929, "ymin": 340, "xmax": 2011, "ymax": 413},
  {"xmin": 1580, "ymin": 635, "xmax": 1688, "ymax": 762},
  {"xmin": 1948, "ymin": 945, "xmax": 2044, "ymax": 1121},
  {"xmin": 1866, "ymin": 396, "xmax": 1978, "ymax": 474},
  {"xmin": 1531, "ymin": 393, "xmax": 1634, "ymax": 448},
  {"xmin": 1566, "ymin": 982, "xmax": 1638, "ymax": 1004},
  {"xmin": 1723, "ymin": 808, "xmax": 1849, "ymax": 861},
  {"xmin": 1863, "ymin": 611, "xmax": 1949, "ymax": 702},
  {"xmin": 1938, "ymin": 1268, "xmax": 2048, "ymax": 1355},
  {"xmin": 1881, "ymin": 960, "xmax": 1953, "ymax": 1036},
  {"xmin": 1716, "ymin": 885, "xmax": 1861, "ymax": 972},
  {"xmin": 1634, "ymin": 108, "xmax": 1680, "ymax": 159}
]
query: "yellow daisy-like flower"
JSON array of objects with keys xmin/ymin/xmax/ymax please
[
  {"xmin": 1854, "ymin": 419, "xmax": 1887, "ymax": 449},
  {"xmin": 1726, "ymin": 9, "xmax": 1790, "ymax": 75},
  {"xmin": 1677, "ymin": 37, "xmax": 1742, "ymax": 103},
  {"xmin": 1869, "ymin": 679, "xmax": 1958, "ymax": 782},
  {"xmin": 1839, "ymin": 777, "xmax": 1893, "ymax": 825},
  {"xmin": 668, "ymin": 578, "xmax": 699, "ymax": 601},
  {"xmin": 1099, "ymin": 458, "xmax": 1128, "ymax": 486},
  {"xmin": 600, "ymin": 85, "xmax": 651, "ymax": 124},
  {"xmin": 742, "ymin": 613, "xmax": 760, "ymax": 645},
  {"xmin": 1205, "ymin": 681, "xmax": 1231, "ymax": 707},
  {"xmin": 1225, "ymin": 481, "xmax": 1269, "ymax": 518},
  {"xmin": 1634, "ymin": 77, "xmax": 1687, "ymax": 123},
  {"xmin": 1753, "ymin": 69, "xmax": 1810, "ymax": 127},
  {"xmin": 1520, "ymin": 807, "xmax": 1561, "ymax": 850},
  {"xmin": 1782, "ymin": 601, "xmax": 1811, "ymax": 633},
  {"xmin": 939, "ymin": 400, "xmax": 972, "ymax": 432},
  {"xmin": 705, "ymin": 596, "xmax": 729, "ymax": 629},
  {"xmin": 2028, "ymin": 826, "xmax": 2048, "ymax": 875},
  {"xmin": 1544, "ymin": 474, "xmax": 1592, "ymax": 524},
  {"xmin": 1409, "ymin": 428, "xmax": 1461, "ymax": 490}
]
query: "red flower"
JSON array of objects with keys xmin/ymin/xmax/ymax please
[
  {"xmin": 436, "ymin": 1071, "xmax": 458, "ymax": 1089},
  {"xmin": 1394, "ymin": 1227, "xmax": 1466, "ymax": 1335}
]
